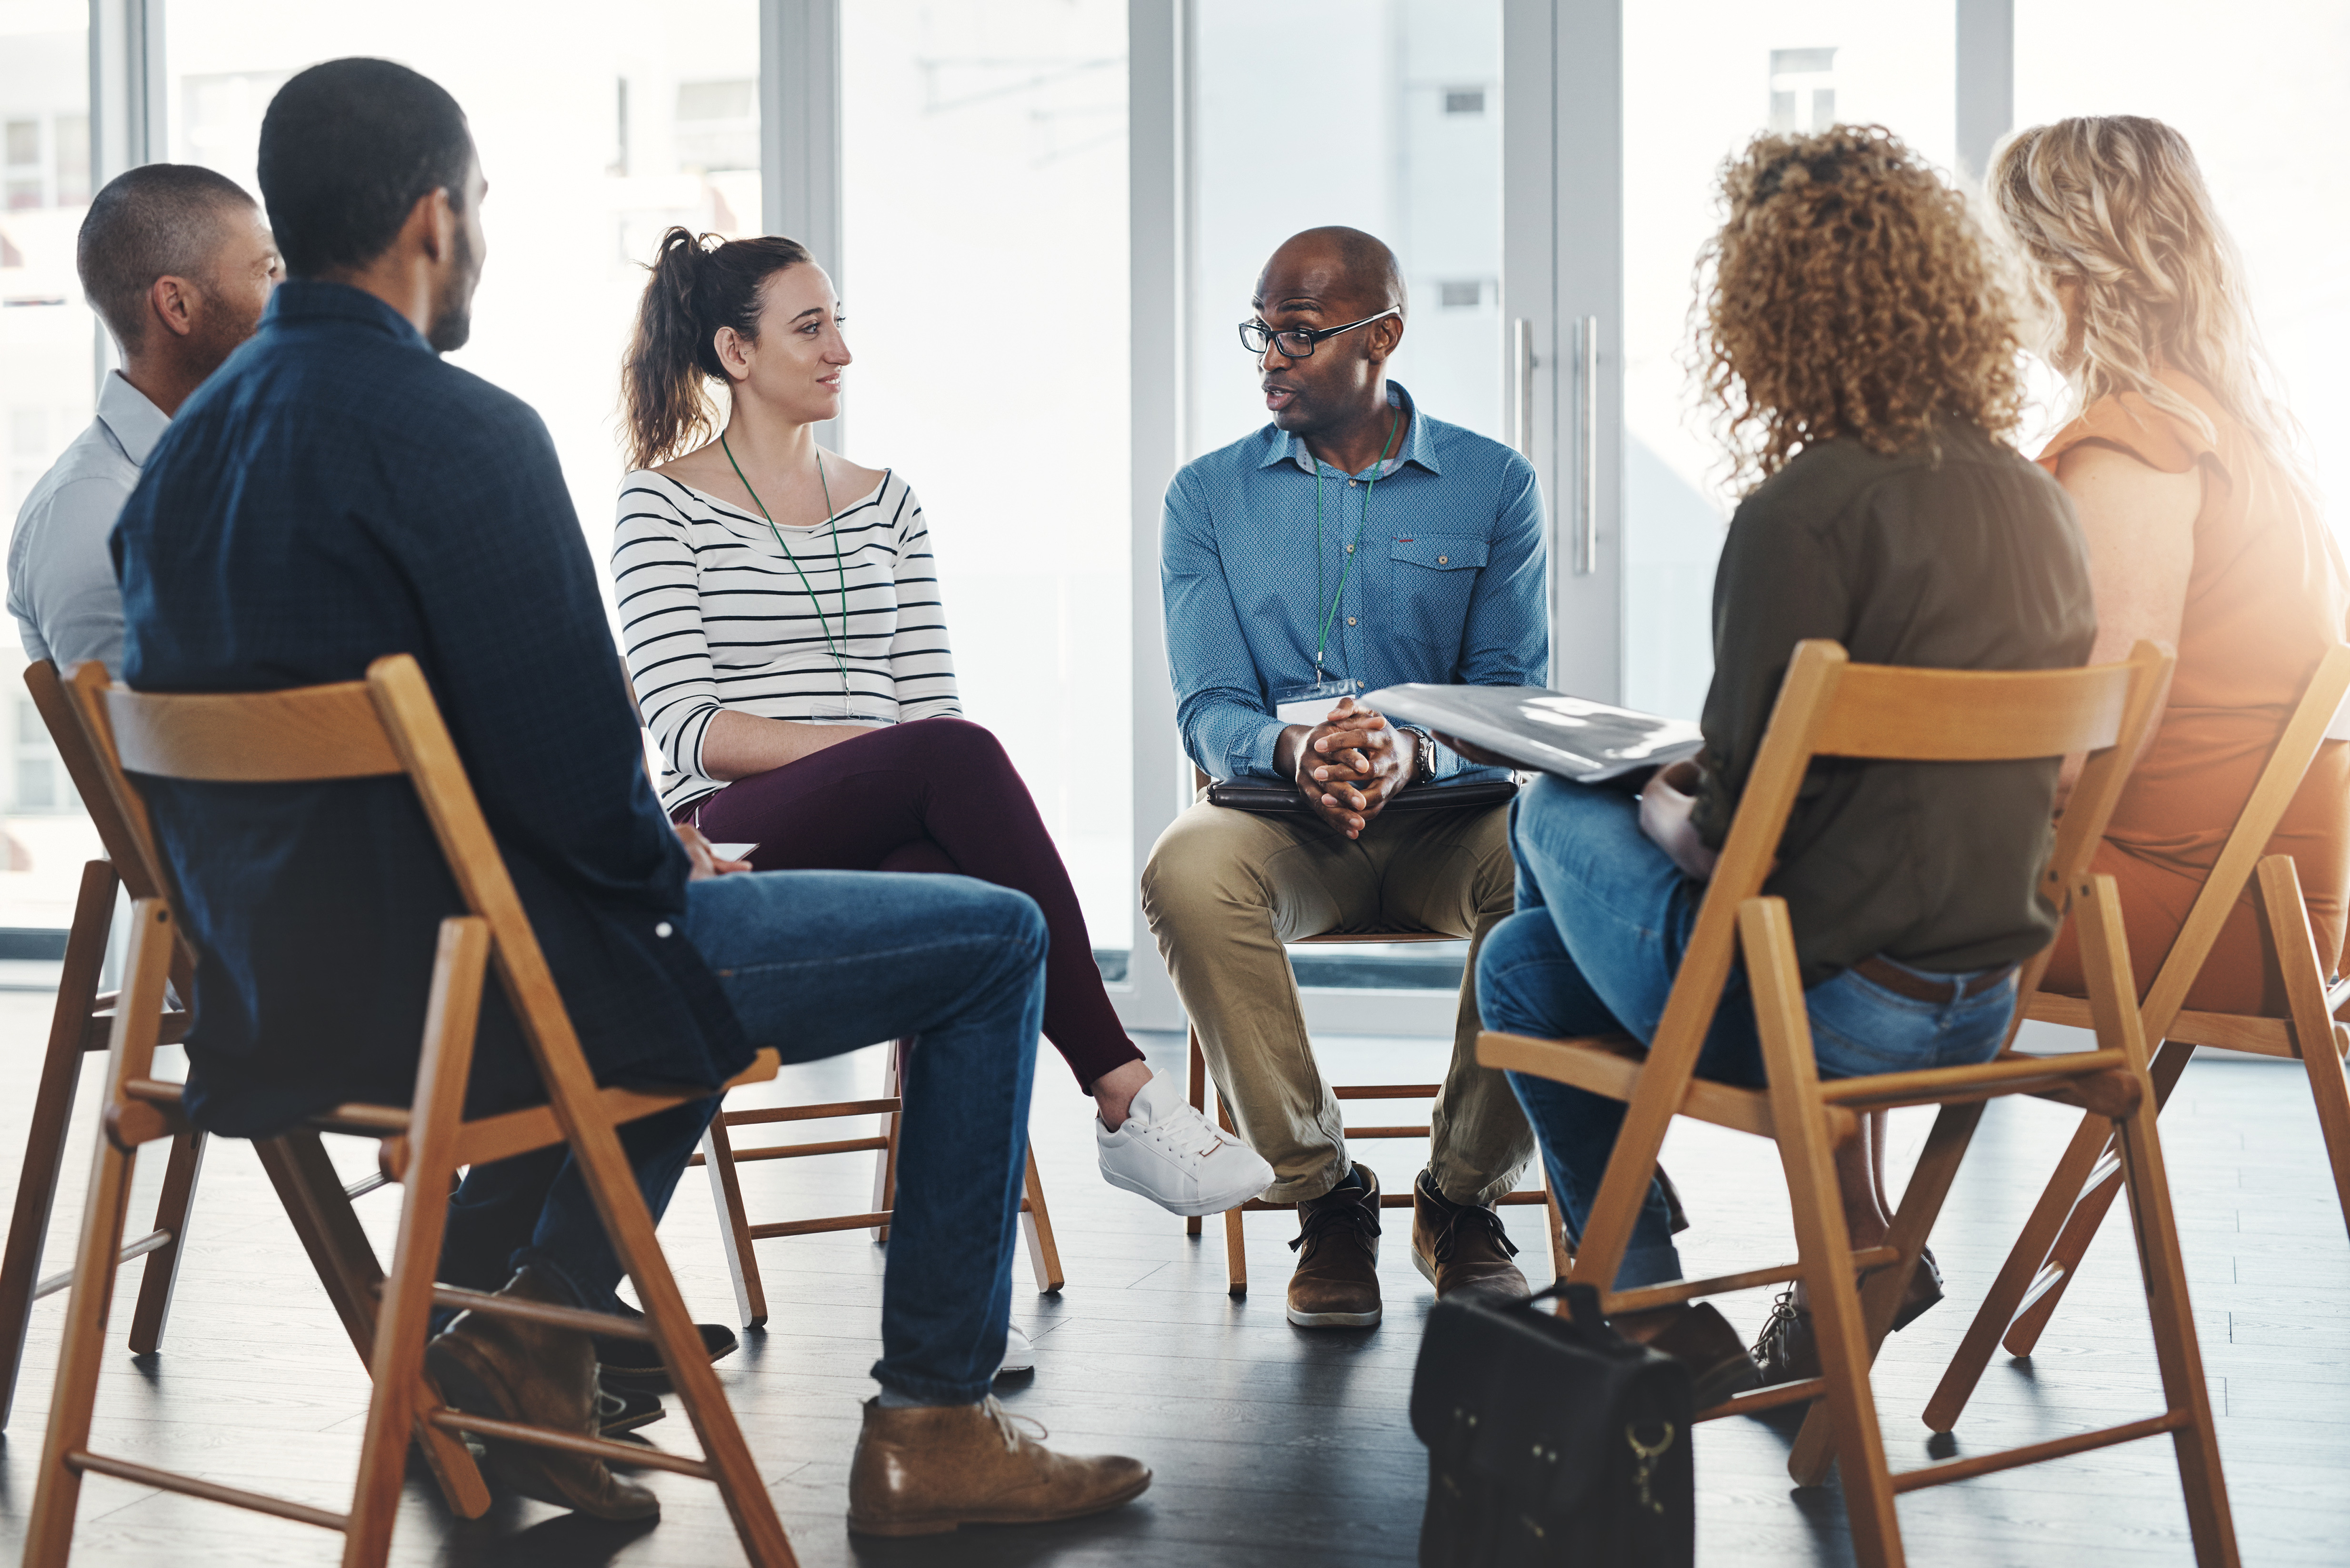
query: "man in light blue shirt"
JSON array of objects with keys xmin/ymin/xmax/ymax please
[
  {"xmin": 8, "ymin": 163, "xmax": 279, "ymax": 674},
  {"xmin": 1143, "ymin": 226, "xmax": 1547, "ymax": 1331}
]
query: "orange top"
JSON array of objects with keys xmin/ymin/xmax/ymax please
[{"xmin": 2040, "ymin": 370, "xmax": 2350, "ymax": 993}]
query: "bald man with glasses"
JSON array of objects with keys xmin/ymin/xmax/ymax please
[{"xmin": 1143, "ymin": 226, "xmax": 1547, "ymax": 1330}]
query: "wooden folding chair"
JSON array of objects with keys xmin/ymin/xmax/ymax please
[
  {"xmin": 1179, "ymin": 767, "xmax": 1569, "ymax": 1295},
  {"xmin": 0, "ymin": 660, "xmax": 207, "ymax": 1432},
  {"xmin": 693, "ymin": 1038, "xmax": 1065, "ymax": 1328},
  {"xmin": 1480, "ymin": 639, "xmax": 2240, "ymax": 1568},
  {"xmin": 1927, "ymin": 642, "xmax": 2350, "ymax": 1434},
  {"xmin": 25, "ymin": 655, "xmax": 794, "ymax": 1568}
]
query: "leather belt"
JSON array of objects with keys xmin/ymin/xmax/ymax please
[{"xmin": 1852, "ymin": 955, "xmax": 2018, "ymax": 1004}]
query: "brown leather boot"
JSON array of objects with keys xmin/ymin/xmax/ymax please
[
  {"xmin": 846, "ymin": 1395, "xmax": 1151, "ymax": 1536},
  {"xmin": 425, "ymin": 1266, "xmax": 660, "ymax": 1521},
  {"xmin": 1286, "ymin": 1163, "xmax": 1382, "ymax": 1328},
  {"xmin": 1410, "ymin": 1170, "xmax": 1530, "ymax": 1300}
]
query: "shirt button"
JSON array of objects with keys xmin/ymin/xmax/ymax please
[
  {"xmin": 1437, "ymin": 555, "xmax": 1448, "ymax": 564},
  {"xmin": 1346, "ymin": 543, "xmax": 1354, "ymax": 553},
  {"xmin": 654, "ymin": 921, "xmax": 673, "ymax": 939},
  {"xmin": 1348, "ymin": 479, "xmax": 1359, "ymax": 487},
  {"xmin": 1347, "ymin": 617, "xmax": 1357, "ymax": 626}
]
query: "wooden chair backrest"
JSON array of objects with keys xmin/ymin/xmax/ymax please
[
  {"xmin": 1647, "ymin": 639, "xmax": 2174, "ymax": 1068},
  {"xmin": 2054, "ymin": 641, "xmax": 2350, "ymax": 1039},
  {"xmin": 66, "ymin": 655, "xmax": 600, "ymax": 1086}
]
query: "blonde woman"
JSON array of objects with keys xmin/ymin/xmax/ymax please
[{"xmin": 1992, "ymin": 117, "xmax": 2350, "ymax": 1015}]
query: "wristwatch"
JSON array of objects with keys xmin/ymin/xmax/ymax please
[{"xmin": 1399, "ymin": 726, "xmax": 1436, "ymax": 785}]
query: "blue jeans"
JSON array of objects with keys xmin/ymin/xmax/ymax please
[
  {"xmin": 438, "ymin": 868, "xmax": 1045, "ymax": 1405},
  {"xmin": 1477, "ymin": 776, "xmax": 2017, "ymax": 1289}
]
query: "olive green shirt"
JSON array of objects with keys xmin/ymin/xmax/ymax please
[{"xmin": 1689, "ymin": 420, "xmax": 2096, "ymax": 983}]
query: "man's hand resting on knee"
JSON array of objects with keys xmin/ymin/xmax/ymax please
[{"xmin": 1274, "ymin": 696, "xmax": 1408, "ymax": 840}]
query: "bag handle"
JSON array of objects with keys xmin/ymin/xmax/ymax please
[{"xmin": 1509, "ymin": 1280, "xmax": 1644, "ymax": 1358}]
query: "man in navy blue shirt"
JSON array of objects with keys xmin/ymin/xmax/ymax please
[
  {"xmin": 1143, "ymin": 228, "xmax": 1546, "ymax": 1332},
  {"xmin": 114, "ymin": 58, "xmax": 1145, "ymax": 1535}
]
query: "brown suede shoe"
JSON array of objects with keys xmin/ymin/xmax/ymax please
[
  {"xmin": 1286, "ymin": 1163, "xmax": 1382, "ymax": 1328},
  {"xmin": 1610, "ymin": 1302, "xmax": 1760, "ymax": 1410},
  {"xmin": 1410, "ymin": 1170, "xmax": 1530, "ymax": 1300},
  {"xmin": 425, "ymin": 1266, "xmax": 660, "ymax": 1521},
  {"xmin": 846, "ymin": 1395, "xmax": 1151, "ymax": 1536}
]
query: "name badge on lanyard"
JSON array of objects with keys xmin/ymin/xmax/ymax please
[{"xmin": 1275, "ymin": 677, "xmax": 1360, "ymax": 728}]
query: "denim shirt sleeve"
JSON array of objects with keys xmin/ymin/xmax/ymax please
[
  {"xmin": 1424, "ymin": 454, "xmax": 1549, "ymax": 781},
  {"xmin": 1162, "ymin": 469, "xmax": 1288, "ymax": 781}
]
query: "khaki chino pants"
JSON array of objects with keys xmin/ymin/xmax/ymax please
[{"xmin": 1141, "ymin": 793, "xmax": 1534, "ymax": 1206}]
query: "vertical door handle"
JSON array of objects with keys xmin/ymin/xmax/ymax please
[
  {"xmin": 1575, "ymin": 315, "xmax": 1598, "ymax": 576},
  {"xmin": 1512, "ymin": 318, "xmax": 1536, "ymax": 459}
]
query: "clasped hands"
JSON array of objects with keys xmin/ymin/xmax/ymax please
[{"xmin": 1280, "ymin": 696, "xmax": 1409, "ymax": 840}]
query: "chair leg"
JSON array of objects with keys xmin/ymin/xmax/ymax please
[
  {"xmin": 1923, "ymin": 1098, "xmax": 2114, "ymax": 1433},
  {"xmin": 0, "ymin": 859, "xmax": 116, "ymax": 1432},
  {"xmin": 1020, "ymin": 1147, "xmax": 1065, "ymax": 1293},
  {"xmin": 1741, "ymin": 899, "xmax": 1904, "ymax": 1568},
  {"xmin": 1543, "ymin": 1178, "xmax": 1571, "ymax": 1284},
  {"xmin": 21, "ymin": 1113, "xmax": 141, "ymax": 1568},
  {"xmin": 2000, "ymin": 1037, "xmax": 2196, "ymax": 1358},
  {"xmin": 873, "ymin": 1039, "xmax": 906, "ymax": 1244},
  {"xmin": 2257, "ymin": 856, "xmax": 2350, "ymax": 1243},
  {"xmin": 2074, "ymin": 878, "xmax": 2239, "ymax": 1567},
  {"xmin": 1791, "ymin": 1100, "xmax": 1983, "ymax": 1486},
  {"xmin": 344, "ymin": 919, "xmax": 492, "ymax": 1568},
  {"xmin": 257, "ymin": 1131, "xmax": 490, "ymax": 1518},
  {"xmin": 24, "ymin": 889, "xmax": 170, "ymax": 1568},
  {"xmin": 700, "ymin": 1115, "xmax": 768, "ymax": 1330},
  {"xmin": 1186, "ymin": 1029, "xmax": 1206, "ymax": 1239},
  {"xmin": 125, "ymin": 1129, "xmax": 205, "ymax": 1355},
  {"xmin": 1215, "ymin": 1091, "xmax": 1248, "ymax": 1296}
]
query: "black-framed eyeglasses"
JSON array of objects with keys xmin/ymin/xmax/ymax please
[{"xmin": 1237, "ymin": 308, "xmax": 1400, "ymax": 359}]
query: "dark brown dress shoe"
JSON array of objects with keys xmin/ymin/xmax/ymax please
[
  {"xmin": 425, "ymin": 1266, "xmax": 660, "ymax": 1521},
  {"xmin": 1751, "ymin": 1250, "xmax": 1946, "ymax": 1388},
  {"xmin": 594, "ymin": 1298, "xmax": 739, "ymax": 1392},
  {"xmin": 846, "ymin": 1395, "xmax": 1151, "ymax": 1536},
  {"xmin": 1609, "ymin": 1302, "xmax": 1760, "ymax": 1410},
  {"xmin": 1286, "ymin": 1163, "xmax": 1383, "ymax": 1328},
  {"xmin": 1410, "ymin": 1170, "xmax": 1530, "ymax": 1300}
]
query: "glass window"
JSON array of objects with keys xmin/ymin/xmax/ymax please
[
  {"xmin": 1620, "ymin": 3, "xmax": 1956, "ymax": 723},
  {"xmin": 2013, "ymin": 0, "xmax": 2349, "ymax": 530},
  {"xmin": 840, "ymin": 0, "xmax": 1134, "ymax": 964},
  {"xmin": 1188, "ymin": 0, "xmax": 1502, "ymax": 991},
  {"xmin": 1192, "ymin": 0, "xmax": 1506, "ymax": 456},
  {"xmin": 0, "ymin": 0, "xmax": 100, "ymax": 930},
  {"xmin": 164, "ymin": 0, "xmax": 765, "ymax": 606}
]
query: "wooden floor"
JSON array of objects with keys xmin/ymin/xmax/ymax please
[{"xmin": 2, "ymin": 994, "xmax": 2347, "ymax": 1567}]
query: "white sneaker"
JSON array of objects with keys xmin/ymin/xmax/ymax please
[
  {"xmin": 1095, "ymin": 1070, "xmax": 1276, "ymax": 1217},
  {"xmin": 995, "ymin": 1322, "xmax": 1035, "ymax": 1378}
]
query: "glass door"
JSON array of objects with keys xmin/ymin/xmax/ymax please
[{"xmin": 1190, "ymin": 0, "xmax": 1505, "ymax": 1033}]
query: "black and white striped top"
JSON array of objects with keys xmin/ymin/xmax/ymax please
[{"xmin": 614, "ymin": 469, "xmax": 960, "ymax": 814}]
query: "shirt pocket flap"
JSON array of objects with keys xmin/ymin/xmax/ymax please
[{"xmin": 1389, "ymin": 535, "xmax": 1486, "ymax": 571}]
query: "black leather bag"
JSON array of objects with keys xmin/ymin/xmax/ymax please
[{"xmin": 1410, "ymin": 1283, "xmax": 1694, "ymax": 1568}]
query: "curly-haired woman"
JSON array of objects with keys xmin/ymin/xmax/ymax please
[
  {"xmin": 1457, "ymin": 126, "xmax": 2095, "ymax": 1395},
  {"xmin": 612, "ymin": 228, "xmax": 1273, "ymax": 1223},
  {"xmin": 1992, "ymin": 117, "xmax": 2349, "ymax": 1017}
]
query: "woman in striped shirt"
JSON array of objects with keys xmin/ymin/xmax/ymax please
[{"xmin": 614, "ymin": 228, "xmax": 1271, "ymax": 1220}]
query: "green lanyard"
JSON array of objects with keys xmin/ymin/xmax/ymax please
[
  {"xmin": 1310, "ymin": 410, "xmax": 1402, "ymax": 679},
  {"xmin": 720, "ymin": 432, "xmax": 853, "ymax": 701}
]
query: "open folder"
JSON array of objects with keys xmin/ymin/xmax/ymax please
[{"xmin": 1363, "ymin": 684, "xmax": 1704, "ymax": 784}]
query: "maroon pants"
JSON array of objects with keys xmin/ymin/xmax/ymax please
[{"xmin": 683, "ymin": 717, "xmax": 1144, "ymax": 1091}]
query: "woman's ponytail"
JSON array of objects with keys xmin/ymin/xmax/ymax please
[{"xmin": 621, "ymin": 225, "xmax": 816, "ymax": 470}]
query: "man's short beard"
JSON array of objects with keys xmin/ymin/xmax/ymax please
[{"xmin": 426, "ymin": 221, "xmax": 479, "ymax": 353}]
